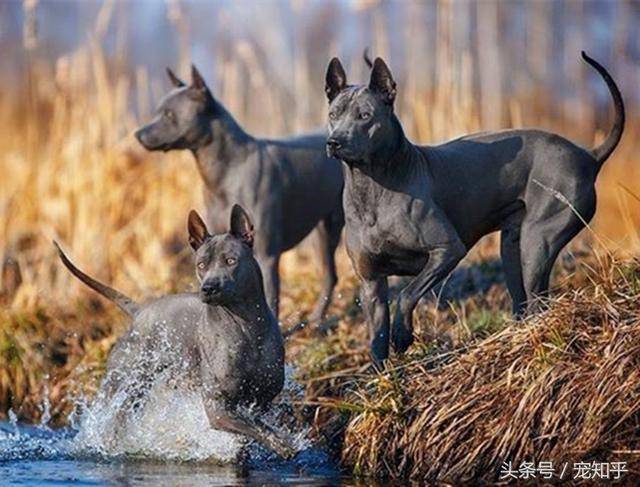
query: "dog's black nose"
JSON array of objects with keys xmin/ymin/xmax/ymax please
[
  {"xmin": 326, "ymin": 138, "xmax": 342, "ymax": 152},
  {"xmin": 201, "ymin": 280, "xmax": 220, "ymax": 295}
]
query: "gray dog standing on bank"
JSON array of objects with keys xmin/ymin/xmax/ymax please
[
  {"xmin": 135, "ymin": 66, "xmax": 344, "ymax": 322},
  {"xmin": 54, "ymin": 205, "xmax": 295, "ymax": 458},
  {"xmin": 324, "ymin": 52, "xmax": 624, "ymax": 364}
]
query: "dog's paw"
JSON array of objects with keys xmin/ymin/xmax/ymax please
[
  {"xmin": 391, "ymin": 326, "xmax": 414, "ymax": 354},
  {"xmin": 274, "ymin": 441, "xmax": 298, "ymax": 460},
  {"xmin": 370, "ymin": 335, "xmax": 390, "ymax": 367},
  {"xmin": 266, "ymin": 434, "xmax": 298, "ymax": 460}
]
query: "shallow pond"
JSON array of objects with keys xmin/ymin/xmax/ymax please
[{"xmin": 0, "ymin": 420, "xmax": 352, "ymax": 486}]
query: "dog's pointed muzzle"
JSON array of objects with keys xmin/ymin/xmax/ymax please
[{"xmin": 326, "ymin": 138, "xmax": 342, "ymax": 158}]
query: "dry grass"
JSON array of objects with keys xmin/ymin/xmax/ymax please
[
  {"xmin": 0, "ymin": 301, "xmax": 122, "ymax": 426},
  {"xmin": 315, "ymin": 256, "xmax": 640, "ymax": 481}
]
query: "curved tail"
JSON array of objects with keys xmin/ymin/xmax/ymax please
[
  {"xmin": 581, "ymin": 51, "xmax": 625, "ymax": 168},
  {"xmin": 53, "ymin": 241, "xmax": 139, "ymax": 317}
]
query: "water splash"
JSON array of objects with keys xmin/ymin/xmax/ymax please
[
  {"xmin": 0, "ymin": 364, "xmax": 339, "ymax": 484},
  {"xmin": 1, "ymin": 362, "xmax": 313, "ymax": 465},
  {"xmin": 72, "ymin": 381, "xmax": 243, "ymax": 462},
  {"xmin": 62, "ymin": 312, "xmax": 307, "ymax": 463},
  {"xmin": 0, "ymin": 312, "xmax": 334, "ymax": 484},
  {"xmin": 38, "ymin": 377, "xmax": 51, "ymax": 429},
  {"xmin": 8, "ymin": 408, "xmax": 19, "ymax": 432}
]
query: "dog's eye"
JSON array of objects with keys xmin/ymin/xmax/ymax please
[
  {"xmin": 328, "ymin": 111, "xmax": 338, "ymax": 121},
  {"xmin": 226, "ymin": 257, "xmax": 237, "ymax": 266},
  {"xmin": 197, "ymin": 262, "xmax": 205, "ymax": 270},
  {"xmin": 163, "ymin": 109, "xmax": 175, "ymax": 121},
  {"xmin": 358, "ymin": 112, "xmax": 372, "ymax": 121}
]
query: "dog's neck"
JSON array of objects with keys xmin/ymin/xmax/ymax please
[
  {"xmin": 192, "ymin": 100, "xmax": 256, "ymax": 191},
  {"xmin": 344, "ymin": 116, "xmax": 421, "ymax": 191},
  {"xmin": 203, "ymin": 293, "xmax": 273, "ymax": 333}
]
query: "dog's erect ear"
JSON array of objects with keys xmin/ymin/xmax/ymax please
[
  {"xmin": 229, "ymin": 204, "xmax": 255, "ymax": 248},
  {"xmin": 191, "ymin": 64, "xmax": 208, "ymax": 92},
  {"xmin": 369, "ymin": 58, "xmax": 396, "ymax": 105},
  {"xmin": 166, "ymin": 67, "xmax": 186, "ymax": 88},
  {"xmin": 188, "ymin": 210, "xmax": 210, "ymax": 251},
  {"xmin": 325, "ymin": 57, "xmax": 347, "ymax": 102}
]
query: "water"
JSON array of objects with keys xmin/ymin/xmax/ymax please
[
  {"xmin": 0, "ymin": 418, "xmax": 344, "ymax": 486},
  {"xmin": 0, "ymin": 367, "xmax": 349, "ymax": 486}
]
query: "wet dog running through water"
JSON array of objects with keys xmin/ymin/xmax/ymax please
[{"xmin": 54, "ymin": 205, "xmax": 295, "ymax": 458}]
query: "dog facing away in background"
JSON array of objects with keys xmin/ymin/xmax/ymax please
[
  {"xmin": 324, "ymin": 52, "xmax": 624, "ymax": 364},
  {"xmin": 135, "ymin": 66, "xmax": 344, "ymax": 324},
  {"xmin": 55, "ymin": 205, "xmax": 296, "ymax": 458}
]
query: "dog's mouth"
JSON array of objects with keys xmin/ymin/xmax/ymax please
[
  {"xmin": 135, "ymin": 131, "xmax": 176, "ymax": 153},
  {"xmin": 141, "ymin": 140, "xmax": 173, "ymax": 153},
  {"xmin": 327, "ymin": 145, "xmax": 358, "ymax": 161},
  {"xmin": 326, "ymin": 145, "xmax": 340, "ymax": 159},
  {"xmin": 331, "ymin": 150, "xmax": 362, "ymax": 166},
  {"xmin": 200, "ymin": 288, "xmax": 236, "ymax": 306},
  {"xmin": 199, "ymin": 288, "xmax": 220, "ymax": 304}
]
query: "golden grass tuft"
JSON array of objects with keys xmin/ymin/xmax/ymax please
[
  {"xmin": 336, "ymin": 256, "xmax": 640, "ymax": 481},
  {"xmin": 0, "ymin": 301, "xmax": 124, "ymax": 425}
]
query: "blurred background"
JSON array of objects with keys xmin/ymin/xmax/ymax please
[{"xmin": 1, "ymin": 0, "xmax": 639, "ymax": 313}]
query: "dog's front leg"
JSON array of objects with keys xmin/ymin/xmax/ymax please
[
  {"xmin": 204, "ymin": 399, "xmax": 296, "ymax": 459},
  {"xmin": 360, "ymin": 277, "xmax": 390, "ymax": 366},
  {"xmin": 392, "ymin": 241, "xmax": 466, "ymax": 354}
]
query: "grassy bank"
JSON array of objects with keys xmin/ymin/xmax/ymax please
[{"xmin": 299, "ymin": 256, "xmax": 640, "ymax": 481}]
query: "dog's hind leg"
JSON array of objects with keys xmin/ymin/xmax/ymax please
[
  {"xmin": 308, "ymin": 214, "xmax": 342, "ymax": 324},
  {"xmin": 520, "ymin": 200, "xmax": 594, "ymax": 313},
  {"xmin": 500, "ymin": 211, "xmax": 527, "ymax": 317}
]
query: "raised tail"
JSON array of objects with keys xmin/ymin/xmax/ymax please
[
  {"xmin": 581, "ymin": 51, "xmax": 625, "ymax": 167},
  {"xmin": 53, "ymin": 241, "xmax": 139, "ymax": 317}
]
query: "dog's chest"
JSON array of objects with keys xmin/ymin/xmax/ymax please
[
  {"xmin": 345, "ymin": 176, "xmax": 382, "ymax": 227},
  {"xmin": 344, "ymin": 170, "xmax": 434, "ymax": 276},
  {"xmin": 346, "ymin": 202, "xmax": 428, "ymax": 277},
  {"xmin": 197, "ymin": 321, "xmax": 278, "ymax": 403}
]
